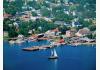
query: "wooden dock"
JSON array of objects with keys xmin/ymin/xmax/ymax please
[{"xmin": 22, "ymin": 45, "xmax": 52, "ymax": 51}]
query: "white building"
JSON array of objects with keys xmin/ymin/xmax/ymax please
[
  {"xmin": 3, "ymin": 31, "xmax": 8, "ymax": 37},
  {"xmin": 72, "ymin": 11, "xmax": 76, "ymax": 16},
  {"xmin": 71, "ymin": 21, "xmax": 75, "ymax": 27},
  {"xmin": 13, "ymin": 22, "xmax": 19, "ymax": 28},
  {"xmin": 17, "ymin": 34, "xmax": 24, "ymax": 40},
  {"xmin": 64, "ymin": 11, "xmax": 69, "ymax": 15},
  {"xmin": 6, "ymin": 0, "xmax": 15, "ymax": 2}
]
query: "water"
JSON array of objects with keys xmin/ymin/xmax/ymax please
[{"xmin": 3, "ymin": 40, "xmax": 96, "ymax": 70}]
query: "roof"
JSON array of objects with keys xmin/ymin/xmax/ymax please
[
  {"xmin": 79, "ymin": 37, "xmax": 94, "ymax": 42},
  {"xmin": 3, "ymin": 13, "xmax": 12, "ymax": 18},
  {"xmin": 52, "ymin": 28, "xmax": 59, "ymax": 32},
  {"xmin": 78, "ymin": 28, "xmax": 91, "ymax": 35},
  {"xmin": 18, "ymin": 34, "xmax": 24, "ymax": 38},
  {"xmin": 54, "ymin": 21, "xmax": 66, "ymax": 25},
  {"xmin": 74, "ymin": 22, "xmax": 81, "ymax": 25}
]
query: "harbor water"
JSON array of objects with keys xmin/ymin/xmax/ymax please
[{"xmin": 3, "ymin": 40, "xmax": 96, "ymax": 70}]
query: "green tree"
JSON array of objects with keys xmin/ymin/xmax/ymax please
[
  {"xmin": 32, "ymin": 12, "xmax": 37, "ymax": 16},
  {"xmin": 18, "ymin": 21, "xmax": 30, "ymax": 36},
  {"xmin": 89, "ymin": 25, "xmax": 96, "ymax": 31},
  {"xmin": 41, "ymin": 8, "xmax": 51, "ymax": 17},
  {"xmin": 8, "ymin": 26, "xmax": 18, "ymax": 37},
  {"xmin": 3, "ymin": 18, "xmax": 14, "ymax": 31}
]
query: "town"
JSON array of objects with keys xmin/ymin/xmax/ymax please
[{"xmin": 3, "ymin": 0, "xmax": 96, "ymax": 46}]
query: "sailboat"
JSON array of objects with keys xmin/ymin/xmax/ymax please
[{"xmin": 48, "ymin": 49, "xmax": 58, "ymax": 59}]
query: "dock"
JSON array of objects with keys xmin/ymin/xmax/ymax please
[{"xmin": 22, "ymin": 45, "xmax": 52, "ymax": 51}]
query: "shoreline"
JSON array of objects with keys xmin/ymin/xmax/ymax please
[
  {"xmin": 3, "ymin": 37, "xmax": 96, "ymax": 47},
  {"xmin": 22, "ymin": 42, "xmax": 96, "ymax": 51},
  {"xmin": 68, "ymin": 42, "xmax": 96, "ymax": 46},
  {"xmin": 79, "ymin": 42, "xmax": 96, "ymax": 45}
]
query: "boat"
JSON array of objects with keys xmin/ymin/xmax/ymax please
[
  {"xmin": 48, "ymin": 49, "xmax": 58, "ymax": 59},
  {"xmin": 9, "ymin": 40, "xmax": 15, "ymax": 44},
  {"xmin": 72, "ymin": 43, "xmax": 80, "ymax": 47},
  {"xmin": 15, "ymin": 39, "xmax": 25, "ymax": 44}
]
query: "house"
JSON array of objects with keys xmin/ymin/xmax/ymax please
[
  {"xmin": 45, "ymin": 28, "xmax": 60, "ymax": 37},
  {"xmin": 65, "ymin": 2, "xmax": 70, "ymax": 6},
  {"xmin": 64, "ymin": 23, "xmax": 71, "ymax": 27},
  {"xmin": 27, "ymin": 0, "xmax": 33, "ymax": 2},
  {"xmin": 42, "ymin": 17, "xmax": 52, "ymax": 22},
  {"xmin": 72, "ymin": 11, "xmax": 76, "ymax": 16},
  {"xmin": 45, "ymin": 30, "xmax": 55, "ymax": 37},
  {"xmin": 13, "ymin": 22, "xmax": 19, "ymax": 28},
  {"xmin": 22, "ymin": 6, "xmax": 28, "ymax": 10},
  {"xmin": 78, "ymin": 37, "xmax": 95, "ymax": 43},
  {"xmin": 73, "ymin": 18, "xmax": 79, "ymax": 22},
  {"xmin": 18, "ymin": 11, "xmax": 32, "ymax": 21},
  {"xmin": 3, "ymin": 13, "xmax": 12, "ymax": 19},
  {"xmin": 45, "ymin": 1, "xmax": 50, "ymax": 3},
  {"xmin": 31, "ymin": 8, "xmax": 36, "ymax": 12},
  {"xmin": 84, "ymin": 18, "xmax": 90, "ymax": 22},
  {"xmin": 16, "ymin": 34, "xmax": 25, "ymax": 44},
  {"xmin": 75, "ymin": 27, "xmax": 91, "ymax": 37},
  {"xmin": 6, "ymin": 0, "xmax": 15, "ymax": 2},
  {"xmin": 30, "ymin": 16, "xmax": 52, "ymax": 22},
  {"xmin": 17, "ymin": 34, "xmax": 24, "ymax": 40},
  {"xmin": 71, "ymin": 21, "xmax": 82, "ymax": 27},
  {"xmin": 34, "ymin": 9, "xmax": 41, "ymax": 16},
  {"xmin": 30, "ymin": 16, "xmax": 38, "ymax": 21},
  {"xmin": 20, "ymin": 15, "xmax": 30, "ymax": 21},
  {"xmin": 54, "ymin": 21, "xmax": 66, "ymax": 26},
  {"xmin": 66, "ymin": 30, "xmax": 71, "ymax": 37},
  {"xmin": 8, "ymin": 24, "xmax": 13, "ymax": 27},
  {"xmin": 3, "ymin": 31, "xmax": 8, "ymax": 37},
  {"xmin": 63, "ymin": 0, "xmax": 69, "ymax": 3},
  {"xmin": 64, "ymin": 11, "xmax": 70, "ymax": 15},
  {"xmin": 28, "ymin": 30, "xmax": 33, "ymax": 34},
  {"xmin": 66, "ymin": 29, "xmax": 77, "ymax": 37}
]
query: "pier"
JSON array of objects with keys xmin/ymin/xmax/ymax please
[{"xmin": 22, "ymin": 45, "xmax": 53, "ymax": 51}]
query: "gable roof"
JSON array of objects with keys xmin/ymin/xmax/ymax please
[{"xmin": 78, "ymin": 28, "xmax": 91, "ymax": 35}]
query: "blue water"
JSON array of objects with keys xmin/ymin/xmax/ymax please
[{"xmin": 3, "ymin": 40, "xmax": 96, "ymax": 70}]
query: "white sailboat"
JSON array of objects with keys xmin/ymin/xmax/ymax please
[{"xmin": 48, "ymin": 49, "xmax": 58, "ymax": 59}]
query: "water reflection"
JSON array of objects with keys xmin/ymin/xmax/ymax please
[
  {"xmin": 53, "ymin": 59, "xmax": 58, "ymax": 70},
  {"xmin": 49, "ymin": 59, "xmax": 58, "ymax": 70}
]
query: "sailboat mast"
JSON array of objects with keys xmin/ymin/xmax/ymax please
[{"xmin": 51, "ymin": 49, "xmax": 54, "ymax": 56}]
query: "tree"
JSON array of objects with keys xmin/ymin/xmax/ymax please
[
  {"xmin": 18, "ymin": 21, "xmax": 30, "ymax": 36},
  {"xmin": 3, "ymin": 18, "xmax": 14, "ymax": 31},
  {"xmin": 78, "ymin": 19, "xmax": 91, "ymax": 27},
  {"xmin": 86, "ymin": 34, "xmax": 93, "ymax": 39},
  {"xmin": 8, "ymin": 26, "xmax": 18, "ymax": 37},
  {"xmin": 59, "ymin": 26, "xmax": 70, "ymax": 34},
  {"xmin": 86, "ymin": 33, "xmax": 96, "ymax": 39},
  {"xmin": 32, "ymin": 12, "xmax": 37, "ymax": 16},
  {"xmin": 89, "ymin": 25, "xmax": 96, "ymax": 31},
  {"xmin": 53, "ymin": 11, "xmax": 73, "ymax": 22},
  {"xmin": 4, "ymin": 0, "xmax": 24, "ymax": 15},
  {"xmin": 40, "ymin": 8, "xmax": 51, "ymax": 17}
]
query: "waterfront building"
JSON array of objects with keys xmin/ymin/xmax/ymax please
[{"xmin": 76, "ymin": 27, "xmax": 91, "ymax": 37}]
